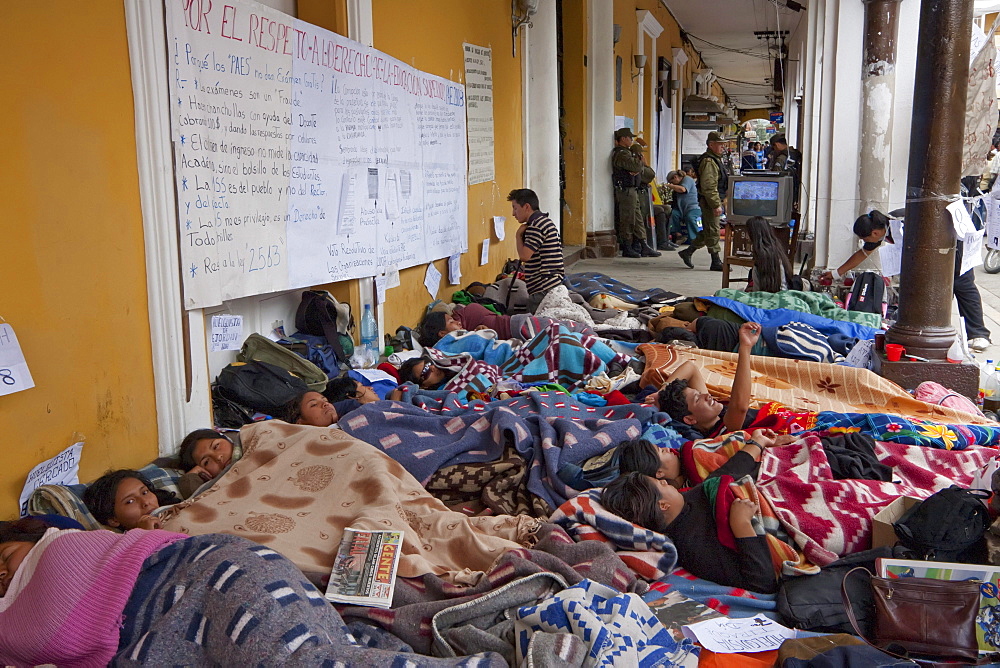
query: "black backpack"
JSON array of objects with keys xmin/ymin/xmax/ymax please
[
  {"xmin": 845, "ymin": 271, "xmax": 886, "ymax": 317},
  {"xmin": 294, "ymin": 290, "xmax": 354, "ymax": 365},
  {"xmin": 216, "ymin": 360, "xmax": 309, "ymax": 416},
  {"xmin": 892, "ymin": 486, "xmax": 991, "ymax": 562}
]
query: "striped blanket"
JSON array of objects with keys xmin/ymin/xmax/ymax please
[
  {"xmin": 550, "ymin": 489, "xmax": 678, "ymax": 581},
  {"xmin": 117, "ymin": 533, "xmax": 498, "ymax": 666},
  {"xmin": 710, "ymin": 289, "xmax": 883, "ymax": 329}
]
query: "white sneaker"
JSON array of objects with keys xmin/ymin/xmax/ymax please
[{"xmin": 970, "ymin": 337, "xmax": 991, "ymax": 352}]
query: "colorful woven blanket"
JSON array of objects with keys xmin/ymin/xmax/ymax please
[
  {"xmin": 709, "ymin": 289, "xmax": 883, "ymax": 329},
  {"xmin": 756, "ymin": 433, "xmax": 998, "ymax": 565},
  {"xmin": 550, "ymin": 489, "xmax": 678, "ymax": 580}
]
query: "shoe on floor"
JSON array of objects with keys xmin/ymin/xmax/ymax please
[
  {"xmin": 658, "ymin": 241, "xmax": 679, "ymax": 251},
  {"xmin": 970, "ymin": 337, "xmax": 992, "ymax": 352},
  {"xmin": 678, "ymin": 246, "xmax": 695, "ymax": 268}
]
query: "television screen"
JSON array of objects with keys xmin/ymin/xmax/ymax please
[{"xmin": 732, "ymin": 180, "xmax": 779, "ymax": 217}]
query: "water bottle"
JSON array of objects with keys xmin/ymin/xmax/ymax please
[
  {"xmin": 979, "ymin": 359, "xmax": 997, "ymax": 408},
  {"xmin": 360, "ymin": 304, "xmax": 377, "ymax": 350}
]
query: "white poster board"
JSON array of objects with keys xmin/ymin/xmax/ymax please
[
  {"xmin": 463, "ymin": 44, "xmax": 494, "ymax": 185},
  {"xmin": 19, "ymin": 442, "xmax": 83, "ymax": 516},
  {"xmin": 166, "ymin": 0, "xmax": 468, "ymax": 309},
  {"xmin": 0, "ymin": 324, "xmax": 34, "ymax": 397}
]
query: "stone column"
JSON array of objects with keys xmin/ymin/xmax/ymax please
[{"xmin": 885, "ymin": 0, "xmax": 972, "ymax": 359}]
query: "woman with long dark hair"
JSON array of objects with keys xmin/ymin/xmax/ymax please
[{"xmin": 746, "ymin": 216, "xmax": 796, "ymax": 293}]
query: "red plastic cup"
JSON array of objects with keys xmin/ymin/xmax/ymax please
[{"xmin": 885, "ymin": 343, "xmax": 905, "ymax": 361}]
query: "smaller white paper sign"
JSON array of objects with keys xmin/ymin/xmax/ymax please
[
  {"xmin": 682, "ymin": 616, "xmax": 797, "ymax": 654},
  {"xmin": 480, "ymin": 239, "xmax": 490, "ymax": 265},
  {"xmin": 448, "ymin": 253, "xmax": 462, "ymax": 285},
  {"xmin": 948, "ymin": 199, "xmax": 977, "ymax": 236},
  {"xmin": 209, "ymin": 315, "xmax": 244, "ymax": 352},
  {"xmin": 385, "ymin": 266, "xmax": 401, "ymax": 289},
  {"xmin": 424, "ymin": 263, "xmax": 442, "ymax": 298},
  {"xmin": 375, "ymin": 275, "xmax": 387, "ymax": 304},
  {"xmin": 493, "ymin": 215, "xmax": 506, "ymax": 241},
  {"xmin": 0, "ymin": 323, "xmax": 35, "ymax": 397},
  {"xmin": 962, "ymin": 228, "xmax": 985, "ymax": 276},
  {"xmin": 19, "ymin": 442, "xmax": 84, "ymax": 516}
]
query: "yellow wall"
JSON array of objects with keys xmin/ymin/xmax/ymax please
[
  {"xmin": 0, "ymin": 5, "xmax": 158, "ymax": 518},
  {"xmin": 373, "ymin": 0, "xmax": 523, "ymax": 331},
  {"xmin": 739, "ymin": 108, "xmax": 772, "ymax": 122},
  {"xmin": 561, "ymin": 0, "xmax": 588, "ymax": 246}
]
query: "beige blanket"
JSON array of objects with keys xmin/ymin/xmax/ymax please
[
  {"xmin": 159, "ymin": 421, "xmax": 540, "ymax": 585},
  {"xmin": 638, "ymin": 343, "xmax": 994, "ymax": 425}
]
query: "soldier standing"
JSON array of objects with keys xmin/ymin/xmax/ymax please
[
  {"xmin": 612, "ymin": 128, "xmax": 659, "ymax": 258},
  {"xmin": 679, "ymin": 131, "xmax": 729, "ymax": 271}
]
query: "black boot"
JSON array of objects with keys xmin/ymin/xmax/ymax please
[
  {"xmin": 709, "ymin": 251, "xmax": 723, "ymax": 272},
  {"xmin": 621, "ymin": 240, "xmax": 641, "ymax": 258},
  {"xmin": 639, "ymin": 240, "xmax": 661, "ymax": 257},
  {"xmin": 678, "ymin": 245, "xmax": 695, "ymax": 268}
]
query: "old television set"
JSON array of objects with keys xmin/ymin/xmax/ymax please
[{"xmin": 726, "ymin": 174, "xmax": 794, "ymax": 225}]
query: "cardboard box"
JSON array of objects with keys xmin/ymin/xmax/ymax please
[{"xmin": 871, "ymin": 496, "xmax": 921, "ymax": 549}]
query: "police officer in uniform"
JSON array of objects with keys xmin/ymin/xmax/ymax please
[
  {"xmin": 612, "ymin": 128, "xmax": 660, "ymax": 258},
  {"xmin": 679, "ymin": 131, "xmax": 729, "ymax": 271}
]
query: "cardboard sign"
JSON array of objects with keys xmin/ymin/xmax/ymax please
[{"xmin": 19, "ymin": 442, "xmax": 84, "ymax": 516}]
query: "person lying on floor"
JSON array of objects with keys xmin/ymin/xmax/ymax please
[
  {"xmin": 657, "ymin": 316, "xmax": 847, "ymax": 363},
  {"xmin": 601, "ymin": 431, "xmax": 779, "ymax": 593},
  {"xmin": 557, "ymin": 436, "xmax": 687, "ymax": 491},
  {"xmin": 0, "ymin": 517, "xmax": 481, "ymax": 666},
  {"xmin": 322, "ymin": 375, "xmax": 380, "ymax": 404},
  {"xmin": 172, "ymin": 429, "xmax": 242, "ymax": 498},
  {"xmin": 417, "ymin": 304, "xmax": 597, "ymax": 348},
  {"xmin": 644, "ymin": 322, "xmax": 762, "ymax": 438},
  {"xmin": 651, "ymin": 354, "xmax": 1000, "ymax": 449},
  {"xmin": 83, "ymin": 469, "xmax": 180, "ymax": 531},
  {"xmin": 278, "ymin": 390, "xmax": 363, "ymax": 427}
]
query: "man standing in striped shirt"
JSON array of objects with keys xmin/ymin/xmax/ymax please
[{"xmin": 509, "ymin": 189, "xmax": 566, "ymax": 312}]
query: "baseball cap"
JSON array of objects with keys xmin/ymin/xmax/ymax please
[{"xmin": 614, "ymin": 127, "xmax": 636, "ymax": 140}]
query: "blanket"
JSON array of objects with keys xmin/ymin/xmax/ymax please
[
  {"xmin": 0, "ymin": 528, "xmax": 184, "ymax": 667},
  {"xmin": 709, "ymin": 289, "xmax": 883, "ymax": 329},
  {"xmin": 341, "ymin": 524, "xmax": 648, "ymax": 662},
  {"xmin": 645, "ymin": 570, "xmax": 778, "ymax": 619},
  {"xmin": 115, "ymin": 533, "xmax": 499, "ymax": 666},
  {"xmin": 638, "ymin": 344, "xmax": 997, "ymax": 425},
  {"xmin": 159, "ymin": 422, "xmax": 540, "ymax": 586},
  {"xmin": 566, "ymin": 272, "xmax": 684, "ymax": 306},
  {"xmin": 707, "ymin": 474, "xmax": 819, "ymax": 578},
  {"xmin": 550, "ymin": 489, "xmax": 679, "ymax": 581},
  {"xmin": 536, "ymin": 285, "xmax": 643, "ymax": 331},
  {"xmin": 514, "ymin": 579, "xmax": 687, "ymax": 667},
  {"xmin": 756, "ymin": 433, "xmax": 998, "ymax": 565},
  {"xmin": 701, "ymin": 297, "xmax": 882, "ymax": 341},
  {"xmin": 341, "ymin": 392, "xmax": 650, "ymax": 510},
  {"xmin": 428, "ymin": 322, "xmax": 628, "ymax": 397}
]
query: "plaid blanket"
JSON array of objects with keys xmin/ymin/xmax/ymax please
[
  {"xmin": 427, "ymin": 322, "xmax": 628, "ymax": 398},
  {"xmin": 116, "ymin": 533, "xmax": 497, "ymax": 666},
  {"xmin": 341, "ymin": 392, "xmax": 649, "ymax": 510},
  {"xmin": 550, "ymin": 489, "xmax": 678, "ymax": 581},
  {"xmin": 756, "ymin": 433, "xmax": 998, "ymax": 565}
]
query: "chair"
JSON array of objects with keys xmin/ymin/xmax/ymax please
[{"xmin": 721, "ymin": 221, "xmax": 799, "ymax": 289}]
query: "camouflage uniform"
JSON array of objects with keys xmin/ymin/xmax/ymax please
[
  {"xmin": 611, "ymin": 145, "xmax": 647, "ymax": 245},
  {"xmin": 691, "ymin": 149, "xmax": 727, "ymax": 254}
]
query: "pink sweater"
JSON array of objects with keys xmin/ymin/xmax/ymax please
[{"xmin": 0, "ymin": 528, "xmax": 185, "ymax": 667}]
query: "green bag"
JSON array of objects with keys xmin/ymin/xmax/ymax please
[{"xmin": 236, "ymin": 333, "xmax": 327, "ymax": 391}]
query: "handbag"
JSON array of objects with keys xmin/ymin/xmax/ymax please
[{"xmin": 840, "ymin": 566, "xmax": 981, "ymax": 662}]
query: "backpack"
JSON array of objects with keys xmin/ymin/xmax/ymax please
[
  {"xmin": 845, "ymin": 271, "xmax": 887, "ymax": 317},
  {"xmin": 236, "ymin": 333, "xmax": 328, "ymax": 390},
  {"xmin": 294, "ymin": 290, "xmax": 354, "ymax": 366},
  {"xmin": 216, "ymin": 360, "xmax": 309, "ymax": 416},
  {"xmin": 892, "ymin": 486, "xmax": 991, "ymax": 562},
  {"xmin": 211, "ymin": 384, "xmax": 256, "ymax": 429}
]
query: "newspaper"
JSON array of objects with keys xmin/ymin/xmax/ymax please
[{"xmin": 324, "ymin": 528, "xmax": 403, "ymax": 608}]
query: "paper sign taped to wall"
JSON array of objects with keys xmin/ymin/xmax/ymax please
[
  {"xmin": 424, "ymin": 263, "xmax": 442, "ymax": 298},
  {"xmin": 19, "ymin": 442, "xmax": 84, "ymax": 516},
  {"xmin": 493, "ymin": 216, "xmax": 506, "ymax": 241},
  {"xmin": 0, "ymin": 324, "xmax": 35, "ymax": 397},
  {"xmin": 481, "ymin": 239, "xmax": 490, "ymax": 265},
  {"xmin": 375, "ymin": 275, "xmax": 387, "ymax": 304},
  {"xmin": 385, "ymin": 266, "xmax": 401, "ymax": 289},
  {"xmin": 448, "ymin": 253, "xmax": 462, "ymax": 285},
  {"xmin": 209, "ymin": 315, "xmax": 244, "ymax": 352}
]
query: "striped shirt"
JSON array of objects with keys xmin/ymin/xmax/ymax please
[{"xmin": 521, "ymin": 211, "xmax": 565, "ymax": 295}]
